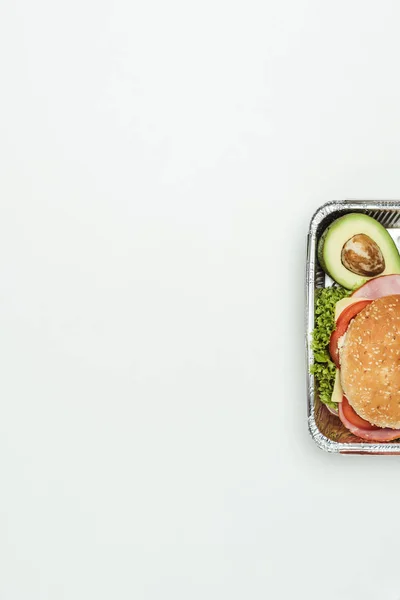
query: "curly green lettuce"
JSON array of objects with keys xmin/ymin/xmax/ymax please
[{"xmin": 311, "ymin": 286, "xmax": 350, "ymax": 409}]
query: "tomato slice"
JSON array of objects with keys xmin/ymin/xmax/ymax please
[
  {"xmin": 341, "ymin": 396, "xmax": 379, "ymax": 431},
  {"xmin": 329, "ymin": 300, "xmax": 372, "ymax": 367}
]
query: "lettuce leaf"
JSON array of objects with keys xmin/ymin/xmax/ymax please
[{"xmin": 311, "ymin": 286, "xmax": 350, "ymax": 409}]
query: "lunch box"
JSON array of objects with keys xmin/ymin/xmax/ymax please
[{"xmin": 306, "ymin": 200, "xmax": 400, "ymax": 454}]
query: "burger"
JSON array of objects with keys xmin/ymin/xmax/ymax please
[{"xmin": 330, "ymin": 280, "xmax": 400, "ymax": 441}]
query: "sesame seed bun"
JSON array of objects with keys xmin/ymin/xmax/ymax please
[{"xmin": 340, "ymin": 294, "xmax": 400, "ymax": 428}]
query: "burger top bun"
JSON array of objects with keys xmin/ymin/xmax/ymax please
[{"xmin": 340, "ymin": 294, "xmax": 400, "ymax": 429}]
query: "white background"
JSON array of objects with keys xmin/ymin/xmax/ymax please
[{"xmin": 1, "ymin": 1, "xmax": 400, "ymax": 599}]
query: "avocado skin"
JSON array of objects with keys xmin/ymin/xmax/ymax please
[{"xmin": 317, "ymin": 227, "xmax": 328, "ymax": 273}]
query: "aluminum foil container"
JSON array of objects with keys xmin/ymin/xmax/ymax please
[{"xmin": 306, "ymin": 200, "xmax": 400, "ymax": 454}]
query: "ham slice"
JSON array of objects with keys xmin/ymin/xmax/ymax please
[
  {"xmin": 352, "ymin": 274, "xmax": 400, "ymax": 299},
  {"xmin": 338, "ymin": 402, "xmax": 400, "ymax": 442}
]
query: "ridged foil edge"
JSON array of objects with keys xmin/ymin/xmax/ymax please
[{"xmin": 306, "ymin": 199, "xmax": 400, "ymax": 455}]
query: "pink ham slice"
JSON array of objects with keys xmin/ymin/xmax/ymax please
[
  {"xmin": 352, "ymin": 274, "xmax": 400, "ymax": 299},
  {"xmin": 338, "ymin": 402, "xmax": 400, "ymax": 442}
]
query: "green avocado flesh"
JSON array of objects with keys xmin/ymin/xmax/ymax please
[{"xmin": 318, "ymin": 213, "xmax": 400, "ymax": 289}]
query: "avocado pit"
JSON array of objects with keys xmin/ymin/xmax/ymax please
[{"xmin": 341, "ymin": 234, "xmax": 385, "ymax": 276}]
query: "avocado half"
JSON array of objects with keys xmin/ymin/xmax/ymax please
[{"xmin": 318, "ymin": 213, "xmax": 400, "ymax": 289}]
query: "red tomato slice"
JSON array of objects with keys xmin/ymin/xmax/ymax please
[
  {"xmin": 329, "ymin": 300, "xmax": 372, "ymax": 367},
  {"xmin": 341, "ymin": 396, "xmax": 379, "ymax": 431}
]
